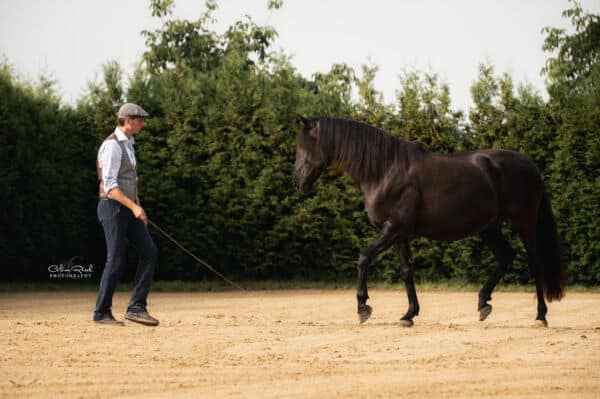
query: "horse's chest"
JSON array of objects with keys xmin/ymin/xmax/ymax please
[
  {"xmin": 364, "ymin": 205, "xmax": 379, "ymax": 226},
  {"xmin": 363, "ymin": 193, "xmax": 390, "ymax": 228},
  {"xmin": 361, "ymin": 180, "xmax": 415, "ymax": 228},
  {"xmin": 362, "ymin": 194, "xmax": 379, "ymax": 224}
]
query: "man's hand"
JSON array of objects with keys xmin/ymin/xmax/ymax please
[
  {"xmin": 133, "ymin": 205, "xmax": 148, "ymax": 224},
  {"xmin": 106, "ymin": 187, "xmax": 148, "ymax": 225}
]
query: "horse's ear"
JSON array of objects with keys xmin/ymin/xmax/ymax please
[{"xmin": 296, "ymin": 114, "xmax": 319, "ymax": 138}]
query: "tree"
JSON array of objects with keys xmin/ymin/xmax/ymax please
[{"xmin": 543, "ymin": 0, "xmax": 600, "ymax": 283}]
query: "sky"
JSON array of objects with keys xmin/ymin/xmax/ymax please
[{"xmin": 1, "ymin": 0, "xmax": 599, "ymax": 112}]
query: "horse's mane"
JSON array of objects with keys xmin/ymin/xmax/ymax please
[{"xmin": 314, "ymin": 117, "xmax": 410, "ymax": 182}]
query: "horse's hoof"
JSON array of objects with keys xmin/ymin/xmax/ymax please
[
  {"xmin": 534, "ymin": 319, "xmax": 548, "ymax": 328},
  {"xmin": 399, "ymin": 319, "xmax": 414, "ymax": 327},
  {"xmin": 479, "ymin": 304, "xmax": 493, "ymax": 321},
  {"xmin": 358, "ymin": 305, "xmax": 372, "ymax": 324}
]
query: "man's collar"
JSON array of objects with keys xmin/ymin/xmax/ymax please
[{"xmin": 114, "ymin": 127, "xmax": 134, "ymax": 145}]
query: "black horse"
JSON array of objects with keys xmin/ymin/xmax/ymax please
[{"xmin": 293, "ymin": 116, "xmax": 565, "ymax": 327}]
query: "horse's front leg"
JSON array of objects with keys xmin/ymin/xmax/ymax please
[{"xmin": 357, "ymin": 221, "xmax": 399, "ymax": 323}]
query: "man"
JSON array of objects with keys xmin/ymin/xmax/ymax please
[{"xmin": 94, "ymin": 103, "xmax": 159, "ymax": 326}]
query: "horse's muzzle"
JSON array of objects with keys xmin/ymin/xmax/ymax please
[{"xmin": 292, "ymin": 177, "xmax": 310, "ymax": 195}]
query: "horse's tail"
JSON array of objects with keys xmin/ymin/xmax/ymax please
[{"xmin": 536, "ymin": 192, "xmax": 566, "ymax": 301}]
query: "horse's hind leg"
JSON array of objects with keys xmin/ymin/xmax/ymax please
[
  {"xmin": 516, "ymin": 224, "xmax": 548, "ymax": 327},
  {"xmin": 395, "ymin": 241, "xmax": 419, "ymax": 327},
  {"xmin": 478, "ymin": 227, "xmax": 516, "ymax": 321}
]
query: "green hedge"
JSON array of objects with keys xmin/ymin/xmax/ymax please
[{"xmin": 0, "ymin": 1, "xmax": 598, "ymax": 285}]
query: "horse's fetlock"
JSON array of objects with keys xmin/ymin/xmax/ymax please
[
  {"xmin": 410, "ymin": 303, "xmax": 420, "ymax": 316},
  {"xmin": 357, "ymin": 292, "xmax": 369, "ymax": 304},
  {"xmin": 478, "ymin": 290, "xmax": 491, "ymax": 302}
]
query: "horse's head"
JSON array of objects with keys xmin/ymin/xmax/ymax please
[{"xmin": 293, "ymin": 117, "xmax": 325, "ymax": 194}]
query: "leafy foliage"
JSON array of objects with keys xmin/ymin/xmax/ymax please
[
  {"xmin": 543, "ymin": 0, "xmax": 600, "ymax": 284},
  {"xmin": 0, "ymin": 65, "xmax": 99, "ymax": 279}
]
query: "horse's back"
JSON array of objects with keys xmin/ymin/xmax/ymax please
[
  {"xmin": 409, "ymin": 151, "xmax": 500, "ymax": 239},
  {"xmin": 409, "ymin": 149, "xmax": 542, "ymax": 239}
]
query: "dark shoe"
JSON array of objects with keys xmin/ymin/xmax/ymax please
[
  {"xmin": 124, "ymin": 310, "xmax": 159, "ymax": 326},
  {"xmin": 94, "ymin": 313, "xmax": 124, "ymax": 326}
]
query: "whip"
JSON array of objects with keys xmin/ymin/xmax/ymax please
[{"xmin": 147, "ymin": 218, "xmax": 245, "ymax": 291}]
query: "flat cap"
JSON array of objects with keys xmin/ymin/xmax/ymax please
[{"xmin": 118, "ymin": 103, "xmax": 149, "ymax": 119}]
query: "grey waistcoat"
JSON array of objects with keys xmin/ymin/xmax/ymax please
[
  {"xmin": 114, "ymin": 139, "xmax": 138, "ymax": 203},
  {"xmin": 97, "ymin": 134, "xmax": 138, "ymax": 204}
]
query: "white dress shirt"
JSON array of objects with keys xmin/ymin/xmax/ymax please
[{"xmin": 97, "ymin": 127, "xmax": 136, "ymax": 194}]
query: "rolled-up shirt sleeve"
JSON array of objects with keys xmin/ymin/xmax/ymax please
[{"xmin": 97, "ymin": 140, "xmax": 122, "ymax": 194}]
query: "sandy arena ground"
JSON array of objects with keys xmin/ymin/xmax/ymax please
[{"xmin": 1, "ymin": 289, "xmax": 599, "ymax": 398}]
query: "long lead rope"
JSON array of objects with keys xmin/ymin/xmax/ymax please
[{"xmin": 147, "ymin": 218, "xmax": 245, "ymax": 291}]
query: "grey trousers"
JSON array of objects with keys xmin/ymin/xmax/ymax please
[{"xmin": 94, "ymin": 199, "xmax": 157, "ymax": 320}]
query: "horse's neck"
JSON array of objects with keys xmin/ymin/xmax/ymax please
[
  {"xmin": 328, "ymin": 138, "xmax": 416, "ymax": 186},
  {"xmin": 328, "ymin": 154, "xmax": 366, "ymax": 185}
]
